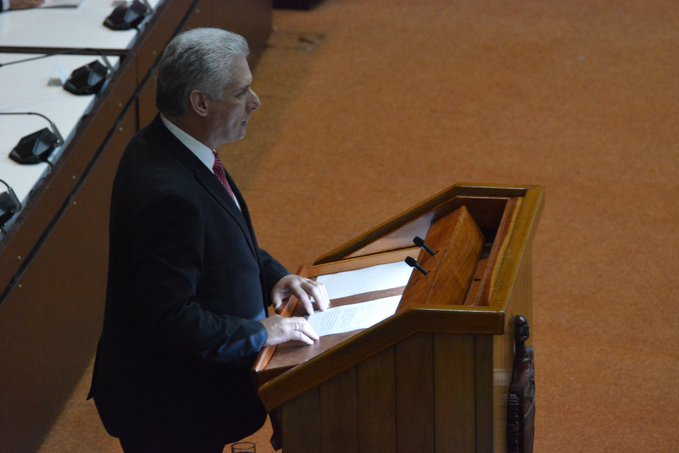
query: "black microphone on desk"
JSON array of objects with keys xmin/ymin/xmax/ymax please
[
  {"xmin": 405, "ymin": 256, "xmax": 429, "ymax": 276},
  {"xmin": 63, "ymin": 56, "xmax": 114, "ymax": 95},
  {"xmin": 0, "ymin": 50, "xmax": 114, "ymax": 95},
  {"xmin": 0, "ymin": 178, "xmax": 21, "ymax": 233},
  {"xmin": 413, "ymin": 236, "xmax": 437, "ymax": 256},
  {"xmin": 104, "ymin": 0, "xmax": 153, "ymax": 31},
  {"xmin": 0, "ymin": 112, "xmax": 65, "ymax": 167}
]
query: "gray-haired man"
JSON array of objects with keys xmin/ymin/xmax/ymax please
[{"xmin": 89, "ymin": 28, "xmax": 328, "ymax": 453}]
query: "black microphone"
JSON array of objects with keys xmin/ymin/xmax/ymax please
[
  {"xmin": 405, "ymin": 256, "xmax": 429, "ymax": 276},
  {"xmin": 413, "ymin": 236, "xmax": 437, "ymax": 256},
  {"xmin": 0, "ymin": 112, "xmax": 65, "ymax": 167},
  {"xmin": 0, "ymin": 50, "xmax": 114, "ymax": 95},
  {"xmin": 63, "ymin": 57, "xmax": 113, "ymax": 95},
  {"xmin": 0, "ymin": 178, "xmax": 21, "ymax": 232},
  {"xmin": 104, "ymin": 0, "xmax": 153, "ymax": 31}
]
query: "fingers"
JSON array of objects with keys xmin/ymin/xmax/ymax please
[
  {"xmin": 281, "ymin": 318, "xmax": 318, "ymax": 345},
  {"xmin": 291, "ymin": 282, "xmax": 314, "ymax": 315},
  {"xmin": 291, "ymin": 317, "xmax": 319, "ymax": 342},
  {"xmin": 272, "ymin": 274, "xmax": 331, "ymax": 315},
  {"xmin": 307, "ymin": 280, "xmax": 329, "ymax": 311},
  {"xmin": 271, "ymin": 286, "xmax": 292, "ymax": 314},
  {"xmin": 271, "ymin": 292, "xmax": 283, "ymax": 313},
  {"xmin": 262, "ymin": 315, "xmax": 319, "ymax": 346},
  {"xmin": 292, "ymin": 279, "xmax": 330, "ymax": 314}
]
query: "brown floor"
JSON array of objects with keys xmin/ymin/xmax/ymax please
[{"xmin": 38, "ymin": 0, "xmax": 679, "ymax": 452}]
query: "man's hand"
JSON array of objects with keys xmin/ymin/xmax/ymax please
[
  {"xmin": 10, "ymin": 0, "xmax": 44, "ymax": 10},
  {"xmin": 271, "ymin": 274, "xmax": 330, "ymax": 315},
  {"xmin": 260, "ymin": 314, "xmax": 319, "ymax": 346}
]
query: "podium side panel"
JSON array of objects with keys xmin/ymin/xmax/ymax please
[
  {"xmin": 493, "ymin": 247, "xmax": 533, "ymax": 453},
  {"xmin": 282, "ymin": 389, "xmax": 321, "ymax": 453},
  {"xmin": 396, "ymin": 333, "xmax": 435, "ymax": 453},
  {"xmin": 475, "ymin": 335, "xmax": 494, "ymax": 453},
  {"xmin": 435, "ymin": 334, "xmax": 476, "ymax": 453},
  {"xmin": 357, "ymin": 348, "xmax": 397, "ymax": 453},
  {"xmin": 320, "ymin": 368, "xmax": 358, "ymax": 453}
]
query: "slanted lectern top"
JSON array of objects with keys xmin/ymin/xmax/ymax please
[{"xmin": 254, "ymin": 183, "xmax": 543, "ymax": 453}]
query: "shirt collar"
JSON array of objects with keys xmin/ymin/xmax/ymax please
[{"xmin": 160, "ymin": 114, "xmax": 215, "ymax": 173}]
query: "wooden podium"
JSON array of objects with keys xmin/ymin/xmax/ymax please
[{"xmin": 254, "ymin": 183, "xmax": 543, "ymax": 453}]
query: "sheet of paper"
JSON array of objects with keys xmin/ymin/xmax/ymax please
[
  {"xmin": 316, "ymin": 261, "xmax": 413, "ymax": 300},
  {"xmin": 307, "ymin": 295, "xmax": 401, "ymax": 336}
]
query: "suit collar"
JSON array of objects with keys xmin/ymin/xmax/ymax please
[
  {"xmin": 159, "ymin": 114, "xmax": 216, "ymax": 172},
  {"xmin": 148, "ymin": 116, "xmax": 258, "ymax": 257}
]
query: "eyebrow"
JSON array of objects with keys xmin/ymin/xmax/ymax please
[{"xmin": 235, "ymin": 78, "xmax": 252, "ymax": 92}]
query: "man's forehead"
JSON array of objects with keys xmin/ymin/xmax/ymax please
[{"xmin": 228, "ymin": 55, "xmax": 252, "ymax": 88}]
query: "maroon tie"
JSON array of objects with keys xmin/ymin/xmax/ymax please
[{"xmin": 212, "ymin": 152, "xmax": 241, "ymax": 210}]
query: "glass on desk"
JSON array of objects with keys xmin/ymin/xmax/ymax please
[{"xmin": 231, "ymin": 441, "xmax": 256, "ymax": 453}]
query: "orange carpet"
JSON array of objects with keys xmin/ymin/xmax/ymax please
[{"xmin": 38, "ymin": 0, "xmax": 679, "ymax": 452}]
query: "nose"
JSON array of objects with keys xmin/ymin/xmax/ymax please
[{"xmin": 247, "ymin": 88, "xmax": 261, "ymax": 113}]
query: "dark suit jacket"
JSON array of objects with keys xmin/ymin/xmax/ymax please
[{"xmin": 88, "ymin": 116, "xmax": 288, "ymax": 442}]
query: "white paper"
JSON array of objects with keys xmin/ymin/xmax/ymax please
[
  {"xmin": 307, "ymin": 295, "xmax": 401, "ymax": 336},
  {"xmin": 316, "ymin": 261, "xmax": 413, "ymax": 300}
]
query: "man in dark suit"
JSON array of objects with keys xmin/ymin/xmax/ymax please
[{"xmin": 89, "ymin": 28, "xmax": 328, "ymax": 453}]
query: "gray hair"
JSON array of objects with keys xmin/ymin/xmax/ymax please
[{"xmin": 155, "ymin": 28, "xmax": 250, "ymax": 117}]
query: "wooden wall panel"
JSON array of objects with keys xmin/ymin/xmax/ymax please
[
  {"xmin": 137, "ymin": 74, "xmax": 158, "ymax": 130},
  {"xmin": 320, "ymin": 368, "xmax": 358, "ymax": 453},
  {"xmin": 434, "ymin": 334, "xmax": 476, "ymax": 453},
  {"xmin": 0, "ymin": 108, "xmax": 135, "ymax": 453},
  {"xmin": 182, "ymin": 0, "xmax": 211, "ymax": 31},
  {"xmin": 357, "ymin": 348, "xmax": 396, "ymax": 453},
  {"xmin": 395, "ymin": 333, "xmax": 434, "ymax": 453},
  {"xmin": 282, "ymin": 389, "xmax": 321, "ymax": 453}
]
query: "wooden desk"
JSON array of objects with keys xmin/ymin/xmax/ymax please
[
  {"xmin": 0, "ymin": 1, "xmax": 272, "ymax": 451},
  {"xmin": 256, "ymin": 183, "xmax": 543, "ymax": 453}
]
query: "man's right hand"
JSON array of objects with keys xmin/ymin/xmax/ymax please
[
  {"xmin": 260, "ymin": 314, "xmax": 319, "ymax": 346},
  {"xmin": 10, "ymin": 0, "xmax": 44, "ymax": 10}
]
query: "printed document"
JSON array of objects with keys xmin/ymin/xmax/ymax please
[
  {"xmin": 316, "ymin": 261, "xmax": 413, "ymax": 299},
  {"xmin": 307, "ymin": 295, "xmax": 401, "ymax": 336}
]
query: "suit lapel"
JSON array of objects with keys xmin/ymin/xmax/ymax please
[
  {"xmin": 193, "ymin": 170, "xmax": 258, "ymax": 257},
  {"xmin": 223, "ymin": 169, "xmax": 260, "ymax": 251},
  {"xmin": 149, "ymin": 116, "xmax": 258, "ymax": 258}
]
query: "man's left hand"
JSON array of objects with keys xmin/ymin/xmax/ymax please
[{"xmin": 271, "ymin": 274, "xmax": 329, "ymax": 315}]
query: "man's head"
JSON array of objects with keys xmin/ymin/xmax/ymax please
[{"xmin": 156, "ymin": 28, "xmax": 261, "ymax": 147}]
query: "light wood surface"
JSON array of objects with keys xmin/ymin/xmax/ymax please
[
  {"xmin": 258, "ymin": 305, "xmax": 504, "ymax": 411},
  {"xmin": 315, "ymin": 183, "xmax": 529, "ymax": 264},
  {"xmin": 281, "ymin": 389, "xmax": 321, "ymax": 453},
  {"xmin": 395, "ymin": 333, "xmax": 434, "ymax": 453},
  {"xmin": 477, "ymin": 197, "xmax": 521, "ymax": 306},
  {"xmin": 357, "ymin": 347, "xmax": 397, "ymax": 453},
  {"xmin": 257, "ymin": 184, "xmax": 543, "ymax": 453},
  {"xmin": 434, "ymin": 334, "xmax": 476, "ymax": 453},
  {"xmin": 475, "ymin": 335, "xmax": 495, "ymax": 453},
  {"xmin": 319, "ymin": 369, "xmax": 358, "ymax": 453},
  {"xmin": 305, "ymin": 246, "xmax": 420, "ymax": 277}
]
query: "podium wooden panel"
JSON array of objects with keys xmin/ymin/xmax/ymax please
[{"xmin": 255, "ymin": 183, "xmax": 543, "ymax": 453}]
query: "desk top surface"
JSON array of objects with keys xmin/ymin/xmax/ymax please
[
  {"xmin": 0, "ymin": 0, "xmax": 163, "ymax": 51},
  {"xmin": 0, "ymin": 52, "xmax": 120, "ymax": 204}
]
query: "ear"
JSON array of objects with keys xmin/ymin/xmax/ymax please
[{"xmin": 188, "ymin": 90, "xmax": 209, "ymax": 117}]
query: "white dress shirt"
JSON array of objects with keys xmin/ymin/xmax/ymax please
[
  {"xmin": 160, "ymin": 114, "xmax": 215, "ymax": 173},
  {"xmin": 160, "ymin": 114, "xmax": 240, "ymax": 210}
]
